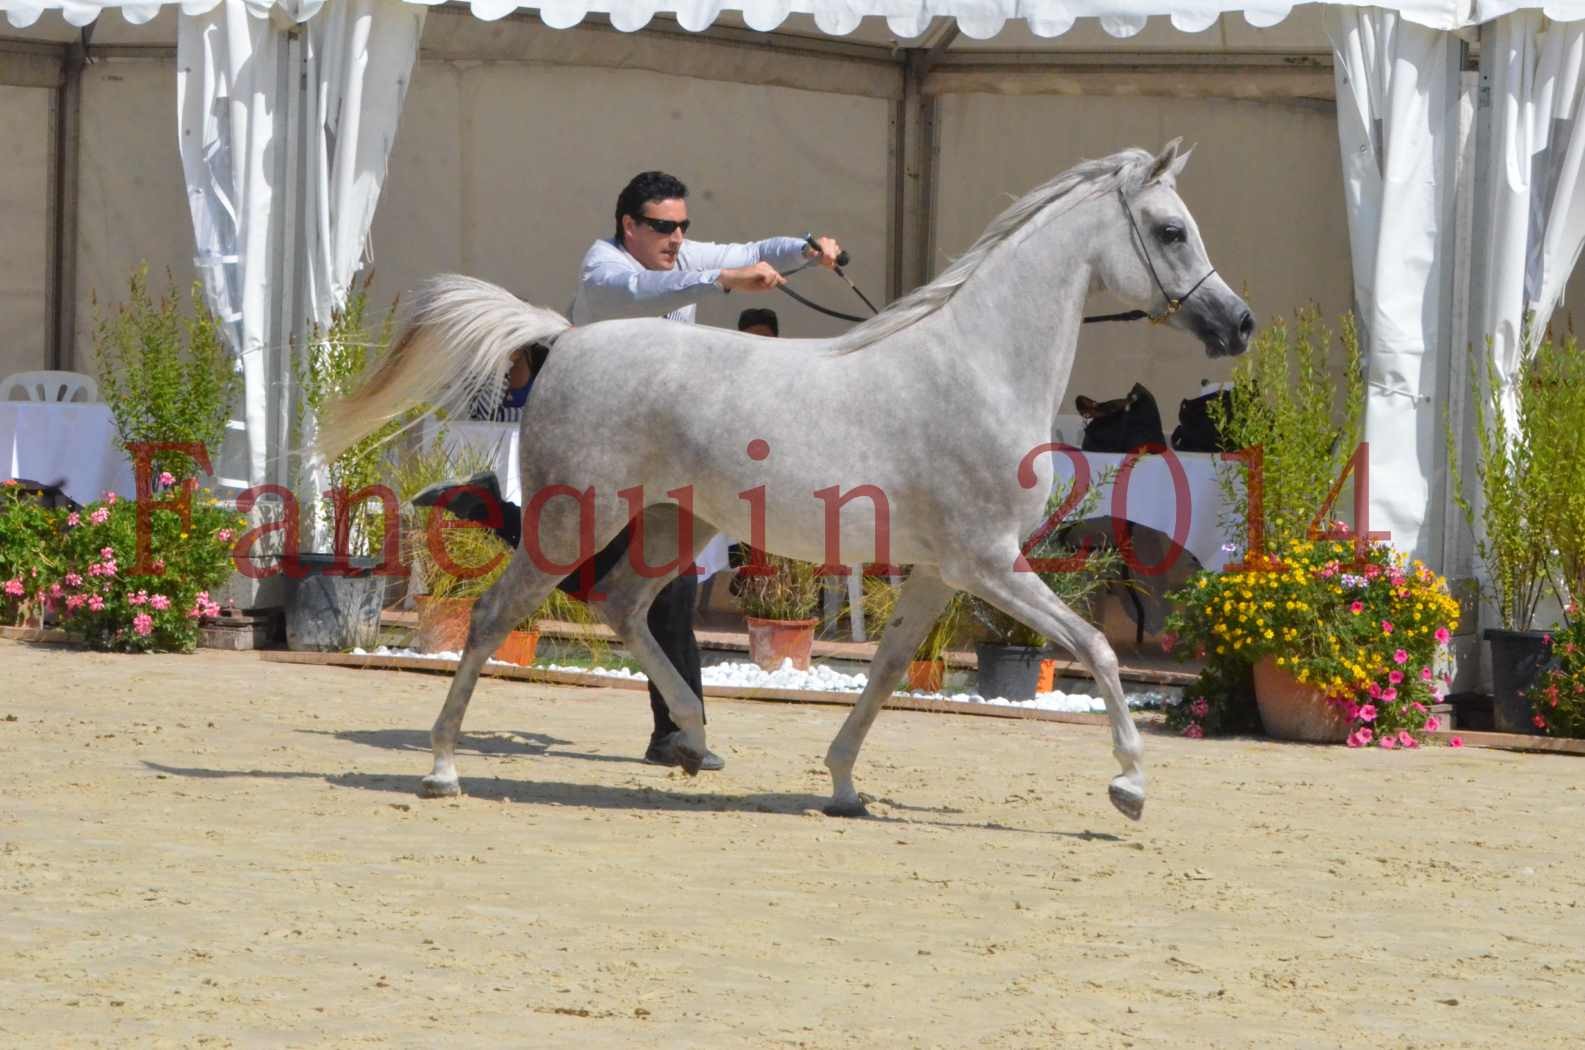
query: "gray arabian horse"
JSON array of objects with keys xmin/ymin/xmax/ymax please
[{"xmin": 318, "ymin": 141, "xmax": 1253, "ymax": 821}]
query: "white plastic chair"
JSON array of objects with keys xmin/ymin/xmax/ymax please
[{"xmin": 1, "ymin": 370, "xmax": 100, "ymax": 403}]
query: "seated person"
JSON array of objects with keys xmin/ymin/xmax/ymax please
[
  {"xmin": 737, "ymin": 307, "xmax": 779, "ymax": 338},
  {"xmin": 467, "ymin": 343, "xmax": 541, "ymax": 422}
]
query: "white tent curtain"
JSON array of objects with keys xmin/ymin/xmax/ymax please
[
  {"xmin": 1327, "ymin": 5, "xmax": 1461, "ymax": 562},
  {"xmin": 1478, "ymin": 11, "xmax": 1585, "ymax": 398},
  {"xmin": 176, "ymin": 0, "xmax": 423, "ymax": 489}
]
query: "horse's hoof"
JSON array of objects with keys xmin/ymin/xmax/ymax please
[
  {"xmin": 1107, "ymin": 781, "xmax": 1144, "ymax": 822},
  {"xmin": 419, "ymin": 774, "xmax": 461, "ymax": 799},
  {"xmin": 675, "ymin": 746, "xmax": 704, "ymax": 777},
  {"xmin": 822, "ymin": 796, "xmax": 870, "ymax": 818}
]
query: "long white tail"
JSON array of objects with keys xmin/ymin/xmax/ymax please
[{"xmin": 316, "ymin": 274, "xmax": 570, "ymax": 463}]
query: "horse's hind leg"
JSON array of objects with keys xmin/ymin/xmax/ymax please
[
  {"xmin": 950, "ymin": 554, "xmax": 1146, "ymax": 821},
  {"xmin": 824, "ymin": 569, "xmax": 955, "ymax": 816},
  {"xmin": 587, "ymin": 504, "xmax": 718, "ymax": 774},
  {"xmin": 420, "ymin": 549, "xmax": 559, "ymax": 798}
]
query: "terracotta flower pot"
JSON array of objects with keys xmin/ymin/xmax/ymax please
[
  {"xmin": 492, "ymin": 628, "xmax": 540, "ymax": 666},
  {"xmin": 745, "ymin": 616, "xmax": 818, "ymax": 672},
  {"xmin": 1251, "ymin": 656, "xmax": 1352, "ymax": 744},
  {"xmin": 416, "ymin": 597, "xmax": 541, "ymax": 665},
  {"xmin": 414, "ymin": 596, "xmax": 474, "ymax": 653},
  {"xmin": 1037, "ymin": 658, "xmax": 1058, "ymax": 693},
  {"xmin": 906, "ymin": 659, "xmax": 946, "ymax": 692}
]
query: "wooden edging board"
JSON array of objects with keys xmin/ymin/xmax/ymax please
[{"xmin": 257, "ymin": 649, "xmax": 1120, "ymax": 729}]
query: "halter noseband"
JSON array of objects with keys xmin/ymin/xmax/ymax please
[{"xmin": 1117, "ymin": 188, "xmax": 1216, "ymax": 325}]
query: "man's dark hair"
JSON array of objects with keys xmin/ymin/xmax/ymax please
[
  {"xmin": 737, "ymin": 308, "xmax": 779, "ymax": 336},
  {"xmin": 614, "ymin": 171, "xmax": 688, "ymax": 240}
]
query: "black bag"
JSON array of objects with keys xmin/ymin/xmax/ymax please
[
  {"xmin": 1075, "ymin": 383, "xmax": 1166, "ymax": 453},
  {"xmin": 1171, "ymin": 387, "xmax": 1235, "ymax": 453}
]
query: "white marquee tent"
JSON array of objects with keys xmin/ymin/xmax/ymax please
[{"xmin": 6, "ymin": 0, "xmax": 1585, "ymax": 635}]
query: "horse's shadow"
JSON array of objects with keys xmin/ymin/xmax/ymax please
[
  {"xmin": 294, "ymin": 727, "xmax": 648, "ymax": 766},
  {"xmin": 141, "ymin": 758, "xmax": 1122, "ymax": 839}
]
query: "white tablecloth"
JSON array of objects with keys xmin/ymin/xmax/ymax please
[
  {"xmin": 1048, "ymin": 449, "xmax": 1234, "ymax": 572},
  {"xmin": 0, "ymin": 403, "xmax": 137, "ymax": 507},
  {"xmin": 423, "ymin": 419, "xmax": 735, "ymax": 578}
]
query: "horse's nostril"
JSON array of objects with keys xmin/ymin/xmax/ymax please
[{"xmin": 1238, "ymin": 310, "xmax": 1255, "ymax": 339}]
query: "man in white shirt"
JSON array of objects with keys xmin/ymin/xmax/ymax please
[{"xmin": 415, "ymin": 170, "xmax": 842, "ymax": 770}]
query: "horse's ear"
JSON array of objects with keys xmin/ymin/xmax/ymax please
[{"xmin": 1149, "ymin": 139, "xmax": 1192, "ymax": 182}]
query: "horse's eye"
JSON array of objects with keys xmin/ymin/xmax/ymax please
[{"xmin": 1157, "ymin": 224, "xmax": 1186, "ymax": 245}]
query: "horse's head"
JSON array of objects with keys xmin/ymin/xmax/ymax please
[{"xmin": 1094, "ymin": 141, "xmax": 1254, "ymax": 358}]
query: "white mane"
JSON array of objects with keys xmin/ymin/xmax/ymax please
[{"xmin": 832, "ymin": 147, "xmax": 1160, "ymax": 354}]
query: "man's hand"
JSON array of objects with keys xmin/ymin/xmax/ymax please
[
  {"xmin": 805, "ymin": 236, "xmax": 843, "ymax": 270},
  {"xmin": 718, "ymin": 262, "xmax": 787, "ymax": 293}
]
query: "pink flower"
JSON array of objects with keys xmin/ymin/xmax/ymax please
[
  {"xmin": 49, "ymin": 583, "xmax": 62, "ymax": 598},
  {"xmin": 1411, "ymin": 702, "xmax": 1427, "ymax": 713},
  {"xmin": 1344, "ymin": 702, "xmax": 1361, "ymax": 721},
  {"xmin": 132, "ymin": 613, "xmax": 154, "ymax": 637},
  {"xmin": 1358, "ymin": 704, "xmax": 1377, "ymax": 722},
  {"xmin": 64, "ymin": 572, "xmax": 81, "ymax": 587},
  {"xmin": 1379, "ymin": 735, "xmax": 1397, "ymax": 749},
  {"xmin": 1350, "ymin": 601, "xmax": 1364, "ymax": 615},
  {"xmin": 1398, "ymin": 730, "xmax": 1417, "ymax": 748},
  {"xmin": 216, "ymin": 529, "xmax": 233, "ymax": 542},
  {"xmin": 1420, "ymin": 666, "xmax": 1434, "ymax": 681},
  {"xmin": 1381, "ymin": 687, "xmax": 1398, "ymax": 702},
  {"xmin": 1450, "ymin": 736, "xmax": 1464, "ymax": 748},
  {"xmin": 1393, "ymin": 649, "xmax": 1408, "ymax": 664},
  {"xmin": 99, "ymin": 562, "xmax": 116, "ymax": 579},
  {"xmin": 1533, "ymin": 714, "xmax": 1548, "ymax": 730},
  {"xmin": 1543, "ymin": 633, "xmax": 1553, "ymax": 647},
  {"xmin": 1347, "ymin": 730, "xmax": 1364, "ymax": 748},
  {"xmin": 1183, "ymin": 723, "xmax": 1205, "ymax": 739},
  {"xmin": 3, "ymin": 578, "xmax": 22, "ymax": 598},
  {"xmin": 1425, "ymin": 716, "xmax": 1440, "ymax": 732},
  {"xmin": 100, "ymin": 547, "xmax": 114, "ymax": 559},
  {"xmin": 1358, "ymin": 727, "xmax": 1374, "ymax": 744},
  {"xmin": 157, "ymin": 471, "xmax": 175, "ymax": 487},
  {"xmin": 150, "ymin": 594, "xmax": 170, "ymax": 611},
  {"xmin": 1434, "ymin": 627, "xmax": 1451, "ymax": 645},
  {"xmin": 89, "ymin": 507, "xmax": 109, "ymax": 525},
  {"xmin": 1388, "ymin": 670, "xmax": 1404, "ymax": 684},
  {"xmin": 87, "ymin": 594, "xmax": 104, "ymax": 612},
  {"xmin": 87, "ymin": 564, "xmax": 102, "ymax": 578},
  {"xmin": 151, "ymin": 559, "xmax": 165, "ymax": 573},
  {"xmin": 64, "ymin": 595, "xmax": 84, "ymax": 611},
  {"xmin": 1381, "ymin": 620, "xmax": 1394, "ymax": 635},
  {"xmin": 1367, "ymin": 683, "xmax": 1382, "ymax": 699},
  {"xmin": 1190, "ymin": 698, "xmax": 1210, "ymax": 719},
  {"xmin": 66, "ymin": 512, "xmax": 80, "ymax": 527}
]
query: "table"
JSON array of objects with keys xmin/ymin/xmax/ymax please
[{"xmin": 0, "ymin": 402, "xmax": 137, "ymax": 507}]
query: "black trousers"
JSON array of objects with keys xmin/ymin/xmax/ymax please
[{"xmin": 499, "ymin": 507, "xmax": 703, "ymax": 743}]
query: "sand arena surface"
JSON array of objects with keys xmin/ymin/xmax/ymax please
[{"xmin": 2, "ymin": 640, "xmax": 1583, "ymax": 1049}]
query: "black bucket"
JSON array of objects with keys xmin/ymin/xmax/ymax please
[
  {"xmin": 975, "ymin": 643, "xmax": 1043, "ymax": 701},
  {"xmin": 1484, "ymin": 628, "xmax": 1550, "ymax": 734},
  {"xmin": 281, "ymin": 553, "xmax": 386, "ymax": 653}
]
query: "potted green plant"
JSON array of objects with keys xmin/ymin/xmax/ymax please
[
  {"xmin": 92, "ymin": 264, "xmax": 239, "ymax": 488},
  {"xmin": 283, "ymin": 278, "xmax": 409, "ymax": 651},
  {"xmin": 1167, "ymin": 307, "xmax": 1370, "ymax": 738},
  {"xmin": 861, "ymin": 577, "xmax": 966, "ymax": 692},
  {"xmin": 1450, "ymin": 331, "xmax": 1576, "ymax": 732},
  {"xmin": 732, "ymin": 552, "xmax": 823, "ymax": 671}
]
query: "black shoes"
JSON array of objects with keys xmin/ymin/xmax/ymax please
[{"xmin": 643, "ymin": 730, "xmax": 726, "ymax": 771}]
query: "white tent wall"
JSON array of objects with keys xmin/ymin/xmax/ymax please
[
  {"xmin": 934, "ymin": 90, "xmax": 1354, "ymax": 424},
  {"xmin": 367, "ymin": 55, "xmax": 891, "ymax": 340},
  {"xmin": 0, "ymin": 82, "xmax": 52, "ymax": 380}
]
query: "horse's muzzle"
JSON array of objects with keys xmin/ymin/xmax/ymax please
[{"xmin": 1193, "ymin": 302, "xmax": 1255, "ymax": 358}]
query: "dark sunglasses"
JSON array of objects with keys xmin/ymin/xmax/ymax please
[{"xmin": 636, "ymin": 215, "xmax": 690, "ymax": 235}]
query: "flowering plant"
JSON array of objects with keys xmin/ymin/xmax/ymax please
[
  {"xmin": 51, "ymin": 485, "xmax": 244, "ymax": 652},
  {"xmin": 1528, "ymin": 605, "xmax": 1585, "ymax": 738},
  {"xmin": 1164, "ymin": 537, "xmax": 1461, "ymax": 748},
  {"xmin": 1, "ymin": 479, "xmax": 67, "ymax": 625}
]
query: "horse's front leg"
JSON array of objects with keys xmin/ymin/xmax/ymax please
[
  {"xmin": 950, "ymin": 556, "xmax": 1145, "ymax": 821},
  {"xmin": 421, "ymin": 550, "xmax": 558, "ymax": 798},
  {"xmin": 823, "ymin": 570, "xmax": 955, "ymax": 816}
]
